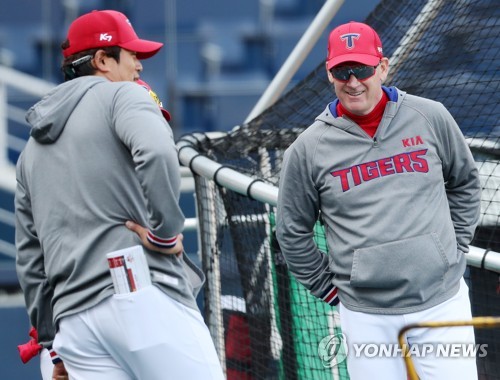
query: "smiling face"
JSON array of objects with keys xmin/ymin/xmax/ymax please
[{"xmin": 327, "ymin": 58, "xmax": 389, "ymax": 116}]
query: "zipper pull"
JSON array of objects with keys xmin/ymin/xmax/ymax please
[{"xmin": 373, "ymin": 137, "xmax": 379, "ymax": 147}]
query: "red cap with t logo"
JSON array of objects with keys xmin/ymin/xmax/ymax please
[{"xmin": 326, "ymin": 21, "xmax": 383, "ymax": 69}]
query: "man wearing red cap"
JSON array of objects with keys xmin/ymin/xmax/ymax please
[
  {"xmin": 15, "ymin": 9, "xmax": 224, "ymax": 380},
  {"xmin": 16, "ymin": 79, "xmax": 176, "ymax": 380},
  {"xmin": 276, "ymin": 21, "xmax": 480, "ymax": 379}
]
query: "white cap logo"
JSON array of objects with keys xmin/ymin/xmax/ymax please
[{"xmin": 100, "ymin": 33, "xmax": 112, "ymax": 42}]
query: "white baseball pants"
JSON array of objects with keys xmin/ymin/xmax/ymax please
[
  {"xmin": 40, "ymin": 348, "xmax": 53, "ymax": 380},
  {"xmin": 53, "ymin": 285, "xmax": 225, "ymax": 380},
  {"xmin": 339, "ymin": 278, "xmax": 478, "ymax": 380}
]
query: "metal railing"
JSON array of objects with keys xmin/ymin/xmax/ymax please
[
  {"xmin": 177, "ymin": 132, "xmax": 500, "ymax": 275},
  {"xmin": 0, "ymin": 66, "xmax": 56, "ymax": 261}
]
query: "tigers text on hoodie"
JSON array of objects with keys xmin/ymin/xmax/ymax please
[{"xmin": 276, "ymin": 87, "xmax": 481, "ymax": 314}]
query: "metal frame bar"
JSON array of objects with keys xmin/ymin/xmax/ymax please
[
  {"xmin": 244, "ymin": 0, "xmax": 345, "ymax": 124},
  {"xmin": 176, "ymin": 133, "xmax": 500, "ymax": 274}
]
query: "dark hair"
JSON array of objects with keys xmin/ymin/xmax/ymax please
[{"xmin": 60, "ymin": 41, "xmax": 121, "ymax": 81}]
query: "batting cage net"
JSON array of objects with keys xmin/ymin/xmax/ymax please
[{"xmin": 178, "ymin": 0, "xmax": 500, "ymax": 379}]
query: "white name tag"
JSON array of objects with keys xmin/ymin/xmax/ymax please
[{"xmin": 151, "ymin": 270, "xmax": 179, "ymax": 287}]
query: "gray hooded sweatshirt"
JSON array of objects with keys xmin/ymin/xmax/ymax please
[
  {"xmin": 276, "ymin": 87, "xmax": 481, "ymax": 314},
  {"xmin": 15, "ymin": 76, "xmax": 204, "ymax": 348}
]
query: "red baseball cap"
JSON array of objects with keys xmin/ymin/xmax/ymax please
[
  {"xmin": 136, "ymin": 79, "xmax": 172, "ymax": 121},
  {"xmin": 326, "ymin": 21, "xmax": 383, "ymax": 69},
  {"xmin": 63, "ymin": 10, "xmax": 163, "ymax": 59}
]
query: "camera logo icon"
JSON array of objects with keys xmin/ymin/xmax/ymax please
[{"xmin": 318, "ymin": 333, "xmax": 348, "ymax": 367}]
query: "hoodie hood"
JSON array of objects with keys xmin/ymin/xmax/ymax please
[
  {"xmin": 315, "ymin": 86, "xmax": 404, "ymax": 136},
  {"xmin": 323, "ymin": 86, "xmax": 400, "ymax": 120},
  {"xmin": 26, "ymin": 76, "xmax": 106, "ymax": 144}
]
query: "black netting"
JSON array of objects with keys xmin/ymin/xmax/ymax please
[{"xmin": 190, "ymin": 1, "xmax": 500, "ymax": 379}]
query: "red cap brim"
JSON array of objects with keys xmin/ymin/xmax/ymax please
[
  {"xmin": 120, "ymin": 39, "xmax": 163, "ymax": 59},
  {"xmin": 327, "ymin": 53, "xmax": 380, "ymax": 69}
]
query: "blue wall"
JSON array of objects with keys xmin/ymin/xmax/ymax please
[{"xmin": 0, "ymin": 307, "xmax": 43, "ymax": 379}]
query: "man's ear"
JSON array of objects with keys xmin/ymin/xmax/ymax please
[
  {"xmin": 326, "ymin": 63, "xmax": 335, "ymax": 84},
  {"xmin": 379, "ymin": 57, "xmax": 390, "ymax": 83},
  {"xmin": 92, "ymin": 50, "xmax": 108, "ymax": 72}
]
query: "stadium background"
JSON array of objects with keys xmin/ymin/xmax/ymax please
[{"xmin": 0, "ymin": 0, "xmax": 379, "ymax": 378}]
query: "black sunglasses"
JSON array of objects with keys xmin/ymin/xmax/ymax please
[{"xmin": 330, "ymin": 62, "xmax": 381, "ymax": 82}]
